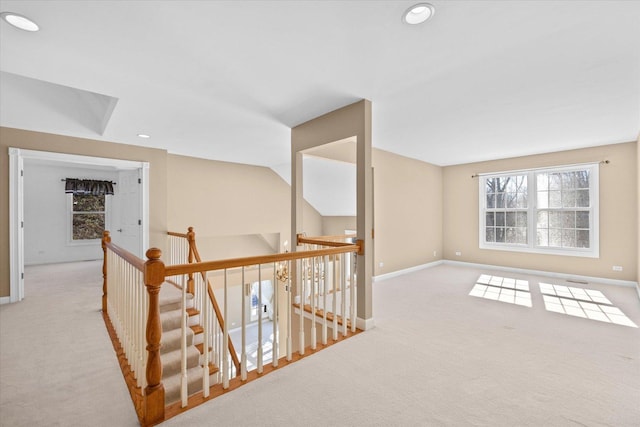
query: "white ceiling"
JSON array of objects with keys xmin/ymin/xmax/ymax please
[{"xmin": 1, "ymin": 1, "xmax": 639, "ymax": 215}]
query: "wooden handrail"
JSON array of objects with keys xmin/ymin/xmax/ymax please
[
  {"xmin": 104, "ymin": 238, "xmax": 145, "ymax": 271},
  {"xmin": 102, "ymin": 230, "xmax": 166, "ymax": 425},
  {"xmin": 299, "ymin": 234, "xmax": 356, "ymax": 242},
  {"xmin": 173, "ymin": 227, "xmax": 242, "ymax": 375},
  {"xmin": 101, "ymin": 231, "xmax": 111, "ymax": 313},
  {"xmin": 165, "ymin": 244, "xmax": 360, "ymax": 277},
  {"xmin": 298, "ymin": 236, "xmax": 355, "ymax": 247},
  {"xmin": 167, "ymin": 231, "xmax": 188, "ymax": 238}
]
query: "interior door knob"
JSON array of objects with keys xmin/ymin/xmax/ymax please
[{"xmin": 116, "ymin": 229, "xmax": 123, "ymax": 232}]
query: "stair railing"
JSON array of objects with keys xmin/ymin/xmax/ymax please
[
  {"xmin": 102, "ymin": 228, "xmax": 362, "ymax": 424},
  {"xmin": 101, "ymin": 231, "xmax": 165, "ymax": 427},
  {"xmin": 167, "ymin": 228, "xmax": 241, "ymax": 377},
  {"xmin": 297, "ymin": 234, "xmax": 361, "ymax": 339},
  {"xmin": 164, "ymin": 228, "xmax": 362, "ymax": 401}
]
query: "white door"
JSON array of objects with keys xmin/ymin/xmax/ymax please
[{"xmin": 111, "ymin": 169, "xmax": 142, "ymax": 257}]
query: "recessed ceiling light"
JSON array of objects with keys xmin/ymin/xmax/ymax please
[
  {"xmin": 1, "ymin": 12, "xmax": 39, "ymax": 32},
  {"xmin": 137, "ymin": 134, "xmax": 150, "ymax": 139},
  {"xmin": 402, "ymin": 3, "xmax": 435, "ymax": 25}
]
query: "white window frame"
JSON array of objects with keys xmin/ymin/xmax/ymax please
[
  {"xmin": 66, "ymin": 193, "xmax": 112, "ymax": 246},
  {"xmin": 478, "ymin": 163, "xmax": 599, "ymax": 258}
]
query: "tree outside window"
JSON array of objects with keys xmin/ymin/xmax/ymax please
[
  {"xmin": 72, "ymin": 194, "xmax": 105, "ymax": 240},
  {"xmin": 479, "ymin": 163, "xmax": 598, "ymax": 258}
]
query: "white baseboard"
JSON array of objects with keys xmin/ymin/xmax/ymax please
[
  {"xmin": 356, "ymin": 317, "xmax": 375, "ymax": 330},
  {"xmin": 373, "ymin": 260, "xmax": 444, "ymax": 282},
  {"xmin": 443, "ymin": 260, "xmax": 638, "ymax": 289},
  {"xmin": 0, "ymin": 296, "xmax": 11, "ymax": 305}
]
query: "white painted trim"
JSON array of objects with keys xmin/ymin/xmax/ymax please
[
  {"xmin": 478, "ymin": 164, "xmax": 600, "ymax": 259},
  {"xmin": 140, "ymin": 163, "xmax": 150, "ymax": 254},
  {"xmin": 0, "ymin": 296, "xmax": 11, "ymax": 305},
  {"xmin": 373, "ymin": 260, "xmax": 444, "ymax": 282},
  {"xmin": 8, "ymin": 147, "xmax": 150, "ymax": 304},
  {"xmin": 444, "ymin": 260, "xmax": 638, "ymax": 288},
  {"xmin": 8, "ymin": 148, "xmax": 24, "ymax": 303},
  {"xmin": 356, "ymin": 317, "xmax": 375, "ymax": 330},
  {"xmin": 16, "ymin": 149, "xmax": 142, "ymax": 169}
]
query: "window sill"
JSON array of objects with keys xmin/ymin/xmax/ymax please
[
  {"xmin": 479, "ymin": 243, "xmax": 599, "ymax": 258},
  {"xmin": 67, "ymin": 239, "xmax": 102, "ymax": 247}
]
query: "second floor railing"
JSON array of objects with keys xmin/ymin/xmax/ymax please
[{"xmin": 102, "ymin": 227, "xmax": 363, "ymax": 425}]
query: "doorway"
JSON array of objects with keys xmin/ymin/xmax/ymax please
[{"xmin": 8, "ymin": 148, "xmax": 149, "ymax": 303}]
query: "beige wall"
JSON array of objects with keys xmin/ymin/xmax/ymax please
[
  {"xmin": 291, "ymin": 100, "xmax": 374, "ymax": 322},
  {"xmin": 443, "ymin": 142, "xmax": 638, "ymax": 281},
  {"xmin": 373, "ymin": 149, "xmax": 443, "ymax": 276},
  {"xmin": 637, "ymin": 136, "xmax": 640, "ymax": 286},
  {"xmin": 166, "ymin": 154, "xmax": 321, "ymax": 260},
  {"xmin": 0, "ymin": 127, "xmax": 168, "ymax": 297},
  {"xmin": 321, "ymin": 216, "xmax": 356, "ymax": 236}
]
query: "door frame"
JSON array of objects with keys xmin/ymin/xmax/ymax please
[{"xmin": 7, "ymin": 148, "xmax": 149, "ymax": 304}]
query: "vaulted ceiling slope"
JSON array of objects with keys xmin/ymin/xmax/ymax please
[{"xmin": 1, "ymin": 1, "xmax": 639, "ymax": 170}]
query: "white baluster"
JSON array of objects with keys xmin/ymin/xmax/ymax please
[
  {"xmin": 298, "ymin": 258, "xmax": 305, "ymax": 355},
  {"xmin": 257, "ymin": 265, "xmax": 263, "ymax": 374},
  {"xmin": 350, "ymin": 252, "xmax": 357, "ymax": 333},
  {"xmin": 322, "ymin": 255, "xmax": 328, "ymax": 345},
  {"xmin": 181, "ymin": 270, "xmax": 188, "ymax": 407},
  {"xmin": 272, "ymin": 262, "xmax": 278, "ymax": 368},
  {"xmin": 310, "ymin": 257, "xmax": 317, "ymax": 350},
  {"xmin": 241, "ymin": 267, "xmax": 247, "ymax": 381},
  {"xmin": 202, "ymin": 271, "xmax": 210, "ymax": 398},
  {"xmin": 332, "ymin": 254, "xmax": 338, "ymax": 341},
  {"xmin": 341, "ymin": 253, "xmax": 347, "ymax": 336},
  {"xmin": 222, "ymin": 270, "xmax": 229, "ymax": 389},
  {"xmin": 286, "ymin": 259, "xmax": 292, "ymax": 361}
]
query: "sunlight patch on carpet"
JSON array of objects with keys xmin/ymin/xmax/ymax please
[
  {"xmin": 469, "ymin": 275, "xmax": 532, "ymax": 307},
  {"xmin": 539, "ymin": 283, "xmax": 637, "ymax": 328}
]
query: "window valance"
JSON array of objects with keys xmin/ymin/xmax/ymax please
[{"xmin": 64, "ymin": 178, "xmax": 115, "ymax": 195}]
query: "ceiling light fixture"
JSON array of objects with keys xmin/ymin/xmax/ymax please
[
  {"xmin": 0, "ymin": 12, "xmax": 39, "ymax": 32},
  {"xmin": 402, "ymin": 3, "xmax": 435, "ymax": 25},
  {"xmin": 137, "ymin": 133, "xmax": 150, "ymax": 139}
]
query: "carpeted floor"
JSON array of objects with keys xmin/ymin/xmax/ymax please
[{"xmin": 1, "ymin": 261, "xmax": 639, "ymax": 426}]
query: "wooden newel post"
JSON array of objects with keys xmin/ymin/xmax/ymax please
[
  {"xmin": 143, "ymin": 248, "xmax": 165, "ymax": 426},
  {"xmin": 186, "ymin": 226, "xmax": 195, "ymax": 295},
  {"xmin": 101, "ymin": 231, "xmax": 111, "ymax": 313}
]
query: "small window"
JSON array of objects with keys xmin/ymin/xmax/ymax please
[
  {"xmin": 479, "ymin": 164, "xmax": 599, "ymax": 257},
  {"xmin": 70, "ymin": 194, "xmax": 107, "ymax": 241}
]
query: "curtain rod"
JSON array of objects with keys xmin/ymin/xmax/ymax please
[
  {"xmin": 470, "ymin": 160, "xmax": 610, "ymax": 179},
  {"xmin": 60, "ymin": 178, "xmax": 116, "ymax": 184}
]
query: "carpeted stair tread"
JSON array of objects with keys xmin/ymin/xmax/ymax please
[
  {"xmin": 164, "ymin": 366, "xmax": 207, "ymax": 405},
  {"xmin": 161, "ymin": 308, "xmax": 183, "ymax": 331},
  {"xmin": 162, "ymin": 346, "xmax": 201, "ymax": 379},
  {"xmin": 161, "ymin": 327, "xmax": 194, "ymax": 354},
  {"xmin": 159, "ymin": 283, "xmax": 194, "ymax": 313}
]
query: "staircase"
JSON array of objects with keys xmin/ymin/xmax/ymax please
[{"xmin": 159, "ymin": 283, "xmax": 218, "ymax": 405}]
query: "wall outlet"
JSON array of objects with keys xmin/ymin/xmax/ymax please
[
  {"xmin": 455, "ymin": 251, "xmax": 462, "ymax": 256},
  {"xmin": 379, "ymin": 262, "xmax": 384, "ymax": 268},
  {"xmin": 612, "ymin": 265, "xmax": 623, "ymax": 272},
  {"xmin": 433, "ymin": 250, "xmax": 437, "ymax": 257}
]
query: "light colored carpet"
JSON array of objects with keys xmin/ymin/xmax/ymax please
[
  {"xmin": 0, "ymin": 260, "xmax": 138, "ymax": 426},
  {"xmin": 2, "ymin": 262, "xmax": 639, "ymax": 426}
]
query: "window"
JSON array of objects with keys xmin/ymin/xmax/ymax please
[
  {"xmin": 479, "ymin": 164, "xmax": 599, "ymax": 257},
  {"xmin": 69, "ymin": 194, "xmax": 107, "ymax": 242}
]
